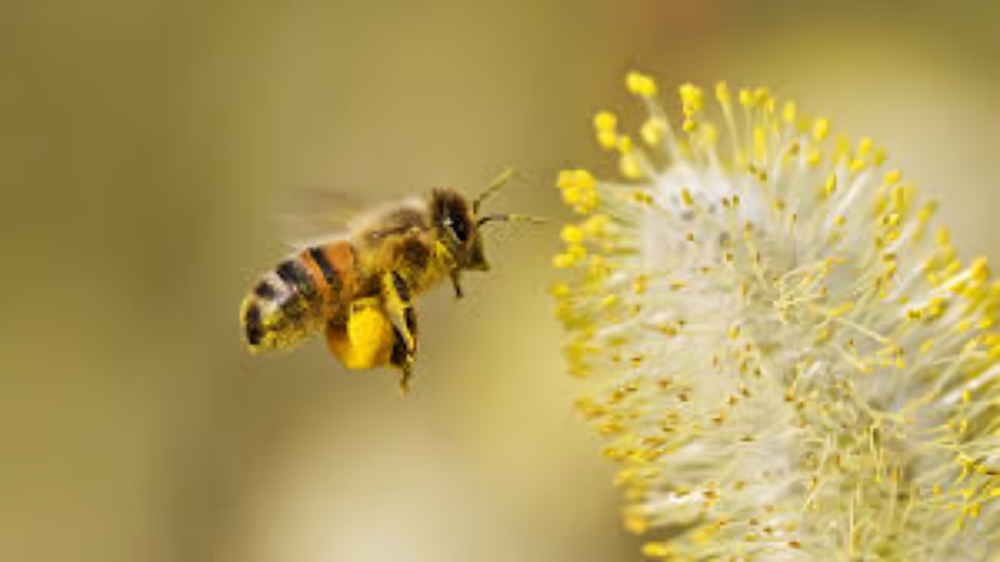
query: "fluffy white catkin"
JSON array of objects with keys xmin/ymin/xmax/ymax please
[{"xmin": 553, "ymin": 74, "xmax": 1000, "ymax": 560}]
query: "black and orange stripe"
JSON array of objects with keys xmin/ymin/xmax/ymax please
[{"xmin": 241, "ymin": 241, "xmax": 358, "ymax": 350}]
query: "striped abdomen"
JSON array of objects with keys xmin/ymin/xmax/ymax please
[{"xmin": 241, "ymin": 242, "xmax": 357, "ymax": 351}]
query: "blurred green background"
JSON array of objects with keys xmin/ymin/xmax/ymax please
[{"xmin": 2, "ymin": 1, "xmax": 999, "ymax": 561}]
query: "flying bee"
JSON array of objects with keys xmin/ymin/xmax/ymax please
[{"xmin": 240, "ymin": 170, "xmax": 539, "ymax": 393}]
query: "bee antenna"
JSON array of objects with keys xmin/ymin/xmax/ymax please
[
  {"xmin": 473, "ymin": 167, "xmax": 517, "ymax": 214},
  {"xmin": 476, "ymin": 213, "xmax": 549, "ymax": 227}
]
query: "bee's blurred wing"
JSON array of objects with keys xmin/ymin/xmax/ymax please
[{"xmin": 277, "ymin": 187, "xmax": 371, "ymax": 250}]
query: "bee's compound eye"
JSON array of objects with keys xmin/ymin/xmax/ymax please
[{"xmin": 447, "ymin": 211, "xmax": 469, "ymax": 242}]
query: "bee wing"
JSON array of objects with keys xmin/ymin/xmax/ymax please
[
  {"xmin": 277, "ymin": 187, "xmax": 372, "ymax": 250},
  {"xmin": 278, "ymin": 188, "xmax": 431, "ymax": 250}
]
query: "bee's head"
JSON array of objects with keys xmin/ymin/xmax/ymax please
[
  {"xmin": 430, "ymin": 187, "xmax": 489, "ymax": 272},
  {"xmin": 430, "ymin": 170, "xmax": 542, "ymax": 274}
]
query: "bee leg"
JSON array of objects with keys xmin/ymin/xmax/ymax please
[
  {"xmin": 389, "ymin": 326, "xmax": 414, "ymax": 395},
  {"xmin": 382, "ymin": 271, "xmax": 419, "ymax": 356},
  {"xmin": 449, "ymin": 270, "xmax": 464, "ymax": 299}
]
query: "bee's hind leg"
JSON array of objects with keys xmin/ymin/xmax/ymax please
[
  {"xmin": 389, "ymin": 325, "xmax": 414, "ymax": 395},
  {"xmin": 449, "ymin": 270, "xmax": 463, "ymax": 299}
]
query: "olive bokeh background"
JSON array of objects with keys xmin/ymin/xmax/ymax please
[{"xmin": 3, "ymin": 1, "xmax": 999, "ymax": 561}]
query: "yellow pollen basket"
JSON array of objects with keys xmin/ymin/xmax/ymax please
[{"xmin": 327, "ymin": 300, "xmax": 397, "ymax": 370}]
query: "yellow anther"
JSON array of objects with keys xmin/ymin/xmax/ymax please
[
  {"xmin": 716, "ymin": 81, "xmax": 731, "ymax": 105},
  {"xmin": 813, "ymin": 117, "xmax": 830, "ymax": 141},
  {"xmin": 617, "ymin": 135, "xmax": 634, "ymax": 153},
  {"xmin": 553, "ymin": 253, "xmax": 576, "ymax": 269},
  {"xmin": 640, "ymin": 118, "xmax": 665, "ymax": 146},
  {"xmin": 891, "ymin": 186, "xmax": 908, "ymax": 210},
  {"xmin": 623, "ymin": 508, "xmax": 649, "ymax": 534},
  {"xmin": 633, "ymin": 275, "xmax": 647, "ymax": 295},
  {"xmin": 593, "ymin": 111, "xmax": 617, "ymax": 131},
  {"xmin": 874, "ymin": 147, "xmax": 888, "ymax": 165},
  {"xmin": 561, "ymin": 186, "xmax": 581, "ymax": 205},
  {"xmin": 681, "ymin": 187, "xmax": 695, "ymax": 207},
  {"xmin": 937, "ymin": 227, "xmax": 951, "ymax": 246},
  {"xmin": 830, "ymin": 301, "xmax": 855, "ymax": 318},
  {"xmin": 641, "ymin": 542, "xmax": 671, "ymax": 558},
  {"xmin": 728, "ymin": 324, "xmax": 741, "ymax": 340},
  {"xmin": 597, "ymin": 130, "xmax": 618, "ymax": 150},
  {"xmin": 679, "ymin": 83, "xmax": 704, "ymax": 113},
  {"xmin": 882, "ymin": 214, "xmax": 901, "ymax": 228},
  {"xmin": 625, "ymin": 71, "xmax": 658, "ymax": 97},
  {"xmin": 556, "ymin": 170, "xmax": 574, "ymax": 189},
  {"xmin": 754, "ymin": 86, "xmax": 770, "ymax": 105},
  {"xmin": 884, "ymin": 170, "xmax": 902, "ymax": 184},
  {"xmin": 561, "ymin": 225, "xmax": 584, "ymax": 244},
  {"xmin": 549, "ymin": 283, "xmax": 571, "ymax": 298},
  {"xmin": 807, "ymin": 147, "xmax": 822, "ymax": 166},
  {"xmin": 971, "ymin": 256, "xmax": 990, "ymax": 279},
  {"xmin": 782, "ymin": 100, "xmax": 797, "ymax": 124},
  {"xmin": 850, "ymin": 159, "xmax": 867, "ymax": 174},
  {"xmin": 682, "ymin": 118, "xmax": 698, "ymax": 133},
  {"xmin": 582, "ymin": 214, "xmax": 609, "ymax": 237},
  {"xmin": 574, "ymin": 169, "xmax": 596, "ymax": 189},
  {"xmin": 825, "ymin": 173, "xmax": 838, "ymax": 196},
  {"xmin": 619, "ymin": 154, "xmax": 643, "ymax": 180},
  {"xmin": 600, "ymin": 293, "xmax": 618, "ymax": 309},
  {"xmin": 858, "ymin": 137, "xmax": 873, "ymax": 157},
  {"xmin": 738, "ymin": 88, "xmax": 753, "ymax": 107}
]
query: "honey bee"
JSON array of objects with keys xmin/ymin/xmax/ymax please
[{"xmin": 240, "ymin": 170, "xmax": 536, "ymax": 393}]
